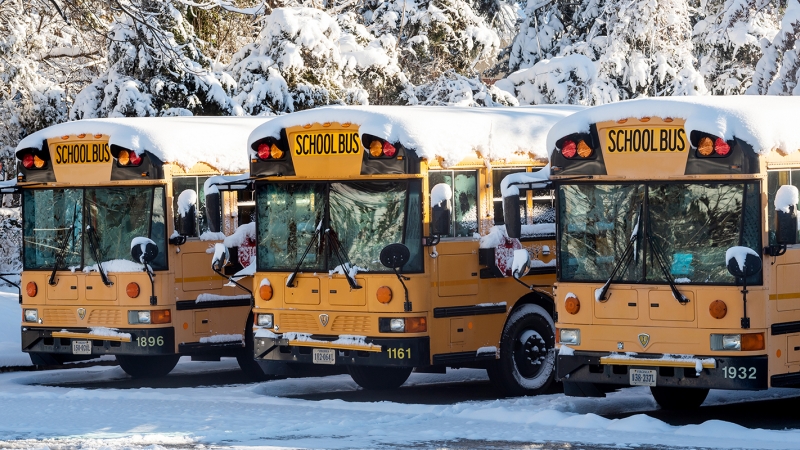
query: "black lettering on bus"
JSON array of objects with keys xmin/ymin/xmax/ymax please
[
  {"xmin": 338, "ymin": 134, "xmax": 346, "ymax": 153},
  {"xmin": 677, "ymin": 129, "xmax": 686, "ymax": 151},
  {"xmin": 642, "ymin": 129, "xmax": 651, "ymax": 152},
  {"xmin": 660, "ymin": 129, "xmax": 669, "ymax": 152},
  {"xmin": 351, "ymin": 133, "xmax": 360, "ymax": 153},
  {"xmin": 632, "ymin": 130, "xmax": 641, "ymax": 152},
  {"xmin": 608, "ymin": 130, "xmax": 617, "ymax": 152},
  {"xmin": 103, "ymin": 144, "xmax": 111, "ymax": 161}
]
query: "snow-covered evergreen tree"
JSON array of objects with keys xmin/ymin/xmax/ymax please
[
  {"xmin": 411, "ymin": 70, "xmax": 518, "ymax": 106},
  {"xmin": 70, "ymin": 0, "xmax": 239, "ymax": 119},
  {"xmin": 694, "ymin": 0, "xmax": 780, "ymax": 94},
  {"xmin": 496, "ymin": 54, "xmax": 596, "ymax": 105},
  {"xmin": 747, "ymin": 0, "xmax": 800, "ymax": 95}
]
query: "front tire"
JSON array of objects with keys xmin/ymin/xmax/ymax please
[
  {"xmin": 237, "ymin": 314, "xmax": 275, "ymax": 381},
  {"xmin": 347, "ymin": 365, "xmax": 413, "ymax": 390},
  {"xmin": 650, "ymin": 386, "xmax": 709, "ymax": 410},
  {"xmin": 116, "ymin": 354, "xmax": 180, "ymax": 378},
  {"xmin": 488, "ymin": 303, "xmax": 556, "ymax": 397}
]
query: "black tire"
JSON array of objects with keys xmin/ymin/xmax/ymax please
[
  {"xmin": 487, "ymin": 303, "xmax": 556, "ymax": 397},
  {"xmin": 237, "ymin": 314, "xmax": 275, "ymax": 382},
  {"xmin": 116, "ymin": 354, "xmax": 180, "ymax": 378},
  {"xmin": 650, "ymin": 386, "xmax": 709, "ymax": 410},
  {"xmin": 347, "ymin": 365, "xmax": 413, "ymax": 390}
]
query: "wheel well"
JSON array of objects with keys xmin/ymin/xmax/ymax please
[{"xmin": 511, "ymin": 291, "xmax": 554, "ymax": 319}]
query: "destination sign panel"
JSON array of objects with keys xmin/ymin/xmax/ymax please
[
  {"xmin": 605, "ymin": 127, "xmax": 687, "ymax": 154},
  {"xmin": 291, "ymin": 131, "xmax": 361, "ymax": 157}
]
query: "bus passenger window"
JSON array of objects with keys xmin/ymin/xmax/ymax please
[
  {"xmin": 767, "ymin": 170, "xmax": 800, "ymax": 245},
  {"xmin": 429, "ymin": 170, "xmax": 478, "ymax": 237},
  {"xmin": 237, "ymin": 189, "xmax": 255, "ymax": 225}
]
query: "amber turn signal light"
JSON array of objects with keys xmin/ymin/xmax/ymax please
[
  {"xmin": 565, "ymin": 294, "xmax": 580, "ymax": 315},
  {"xmin": 126, "ymin": 282, "xmax": 140, "ymax": 298},
  {"xmin": 26, "ymin": 282, "xmax": 37, "ymax": 297},
  {"xmin": 151, "ymin": 309, "xmax": 171, "ymax": 324},
  {"xmin": 260, "ymin": 283, "xmax": 273, "ymax": 301},
  {"xmin": 742, "ymin": 333, "xmax": 765, "ymax": 351},
  {"xmin": 709, "ymin": 299, "xmax": 727, "ymax": 319},
  {"xmin": 377, "ymin": 286, "xmax": 392, "ymax": 303},
  {"xmin": 406, "ymin": 317, "xmax": 427, "ymax": 333}
]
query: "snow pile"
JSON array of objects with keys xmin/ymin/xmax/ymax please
[
  {"xmin": 476, "ymin": 346, "xmax": 497, "ymax": 357},
  {"xmin": 283, "ymin": 333, "xmax": 380, "ymax": 350},
  {"xmin": 198, "ymin": 334, "xmax": 243, "ymax": 344},
  {"xmin": 725, "ymin": 246, "xmax": 761, "ymax": 273},
  {"xmin": 199, "ymin": 231, "xmax": 226, "ymax": 241},
  {"xmin": 202, "ymin": 174, "xmax": 250, "ymax": 197},
  {"xmin": 0, "ymin": 286, "xmax": 30, "ymax": 367},
  {"xmin": 329, "ymin": 264, "xmax": 367, "ymax": 281},
  {"xmin": 511, "ymin": 249, "xmax": 530, "ymax": 277},
  {"xmin": 195, "ymin": 293, "xmax": 251, "ymax": 304},
  {"xmin": 223, "ymin": 222, "xmax": 256, "ymax": 248},
  {"xmin": 249, "ymin": 105, "xmax": 584, "ymax": 166},
  {"xmin": 430, "ymin": 183, "xmax": 452, "ymax": 207},
  {"xmin": 547, "ymin": 96, "xmax": 800, "ymax": 157},
  {"xmin": 603, "ymin": 352, "xmax": 716, "ymax": 370},
  {"xmin": 87, "ymin": 327, "xmax": 131, "ymax": 340},
  {"xmin": 775, "ymin": 185, "xmax": 799, "ymax": 212},
  {"xmin": 558, "ymin": 344, "xmax": 575, "ymax": 356},
  {"xmin": 16, "ymin": 117, "xmax": 269, "ymax": 173},
  {"xmin": 500, "ymin": 165, "xmax": 551, "ymax": 198},
  {"xmin": 475, "ymin": 302, "xmax": 506, "ymax": 308},
  {"xmin": 82, "ymin": 259, "xmax": 144, "ymax": 274}
]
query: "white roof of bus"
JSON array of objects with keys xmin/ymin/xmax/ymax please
[
  {"xmin": 16, "ymin": 117, "xmax": 271, "ymax": 173},
  {"xmin": 546, "ymin": 95, "xmax": 800, "ymax": 157},
  {"xmin": 247, "ymin": 105, "xmax": 585, "ymax": 166}
]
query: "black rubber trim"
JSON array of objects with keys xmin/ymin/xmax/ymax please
[
  {"xmin": 771, "ymin": 371, "xmax": 800, "ymax": 387},
  {"xmin": 433, "ymin": 304, "xmax": 506, "ymax": 318},
  {"xmin": 432, "ymin": 350, "xmax": 495, "ymax": 366},
  {"xmin": 21, "ymin": 326, "xmax": 175, "ymax": 356},
  {"xmin": 178, "ymin": 341, "xmax": 244, "ymax": 356},
  {"xmin": 175, "ymin": 298, "xmax": 251, "ymax": 310},
  {"xmin": 771, "ymin": 321, "xmax": 800, "ymax": 336}
]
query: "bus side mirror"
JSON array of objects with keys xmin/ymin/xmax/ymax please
[
  {"xmin": 131, "ymin": 237, "xmax": 159, "ymax": 264},
  {"xmin": 211, "ymin": 243, "xmax": 230, "ymax": 272},
  {"xmin": 176, "ymin": 189, "xmax": 197, "ymax": 237},
  {"xmin": 725, "ymin": 246, "xmax": 762, "ymax": 279},
  {"xmin": 775, "ymin": 185, "xmax": 799, "ymax": 245},
  {"xmin": 430, "ymin": 183, "xmax": 452, "ymax": 236},
  {"xmin": 504, "ymin": 195, "xmax": 522, "ymax": 239},
  {"xmin": 206, "ymin": 191, "xmax": 222, "ymax": 233},
  {"xmin": 512, "ymin": 249, "xmax": 530, "ymax": 279}
]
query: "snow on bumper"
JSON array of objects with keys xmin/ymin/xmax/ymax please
[
  {"xmin": 557, "ymin": 350, "xmax": 768, "ymax": 396},
  {"xmin": 21, "ymin": 326, "xmax": 176, "ymax": 356}
]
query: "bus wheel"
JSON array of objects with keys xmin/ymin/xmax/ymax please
[
  {"xmin": 116, "ymin": 354, "xmax": 180, "ymax": 378},
  {"xmin": 347, "ymin": 365, "xmax": 413, "ymax": 390},
  {"xmin": 237, "ymin": 314, "xmax": 275, "ymax": 381},
  {"xmin": 488, "ymin": 303, "xmax": 555, "ymax": 397},
  {"xmin": 650, "ymin": 386, "xmax": 709, "ymax": 410}
]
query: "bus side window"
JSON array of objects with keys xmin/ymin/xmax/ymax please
[
  {"xmin": 428, "ymin": 170, "xmax": 478, "ymax": 237},
  {"xmin": 237, "ymin": 189, "xmax": 255, "ymax": 226},
  {"xmin": 767, "ymin": 170, "xmax": 800, "ymax": 245}
]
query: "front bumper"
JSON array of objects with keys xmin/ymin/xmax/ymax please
[
  {"xmin": 254, "ymin": 335, "xmax": 430, "ymax": 374},
  {"xmin": 22, "ymin": 327, "xmax": 176, "ymax": 356},
  {"xmin": 558, "ymin": 351, "xmax": 768, "ymax": 396}
]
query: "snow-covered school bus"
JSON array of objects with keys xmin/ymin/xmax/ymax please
[
  {"xmin": 12, "ymin": 117, "xmax": 268, "ymax": 378},
  {"xmin": 234, "ymin": 105, "xmax": 583, "ymax": 394},
  {"xmin": 504, "ymin": 96, "xmax": 800, "ymax": 409}
]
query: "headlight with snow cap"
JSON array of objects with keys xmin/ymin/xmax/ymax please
[
  {"xmin": 559, "ymin": 328, "xmax": 580, "ymax": 345},
  {"xmin": 24, "ymin": 309, "xmax": 38, "ymax": 323},
  {"xmin": 257, "ymin": 313, "xmax": 274, "ymax": 328}
]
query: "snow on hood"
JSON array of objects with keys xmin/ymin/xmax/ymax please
[
  {"xmin": 16, "ymin": 117, "xmax": 271, "ymax": 173},
  {"xmin": 248, "ymin": 105, "xmax": 585, "ymax": 166},
  {"xmin": 546, "ymin": 96, "xmax": 800, "ymax": 157}
]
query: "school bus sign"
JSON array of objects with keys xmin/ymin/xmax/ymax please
[
  {"xmin": 596, "ymin": 118, "xmax": 690, "ymax": 178},
  {"xmin": 604, "ymin": 126, "xmax": 687, "ymax": 153}
]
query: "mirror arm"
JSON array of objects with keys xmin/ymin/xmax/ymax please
[
  {"xmin": 741, "ymin": 278, "xmax": 750, "ymax": 329},
  {"xmin": 143, "ymin": 263, "xmax": 157, "ymax": 306},
  {"xmin": 212, "ymin": 266, "xmax": 254, "ymax": 307},
  {"xmin": 424, "ymin": 235, "xmax": 440, "ymax": 247},
  {"xmin": 0, "ymin": 274, "xmax": 21, "ymax": 304},
  {"xmin": 393, "ymin": 268, "xmax": 411, "ymax": 312}
]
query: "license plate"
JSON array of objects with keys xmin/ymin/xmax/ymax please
[
  {"xmin": 629, "ymin": 368, "xmax": 657, "ymax": 386},
  {"xmin": 312, "ymin": 348, "xmax": 336, "ymax": 365},
  {"xmin": 72, "ymin": 340, "xmax": 92, "ymax": 355}
]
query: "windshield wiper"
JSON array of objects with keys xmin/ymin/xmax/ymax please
[
  {"xmin": 325, "ymin": 227, "xmax": 362, "ymax": 290},
  {"xmin": 49, "ymin": 202, "xmax": 79, "ymax": 286},
  {"xmin": 86, "ymin": 223, "xmax": 113, "ymax": 286},
  {"xmin": 596, "ymin": 203, "xmax": 642, "ymax": 302},
  {"xmin": 647, "ymin": 233, "xmax": 689, "ymax": 304},
  {"xmin": 286, "ymin": 221, "xmax": 322, "ymax": 288}
]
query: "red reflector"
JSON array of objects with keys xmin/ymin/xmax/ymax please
[
  {"xmin": 129, "ymin": 151, "xmax": 142, "ymax": 165},
  {"xmin": 257, "ymin": 143, "xmax": 271, "ymax": 160},
  {"xmin": 22, "ymin": 154, "xmax": 34, "ymax": 169},
  {"xmin": 562, "ymin": 140, "xmax": 577, "ymax": 158},
  {"xmin": 382, "ymin": 141, "xmax": 397, "ymax": 157},
  {"xmin": 714, "ymin": 138, "xmax": 731, "ymax": 156}
]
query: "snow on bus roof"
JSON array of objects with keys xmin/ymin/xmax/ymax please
[
  {"xmin": 16, "ymin": 117, "xmax": 271, "ymax": 173},
  {"xmin": 248, "ymin": 105, "xmax": 585, "ymax": 166},
  {"xmin": 546, "ymin": 95, "xmax": 800, "ymax": 157}
]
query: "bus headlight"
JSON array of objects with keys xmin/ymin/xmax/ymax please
[
  {"xmin": 257, "ymin": 313, "xmax": 274, "ymax": 328},
  {"xmin": 710, "ymin": 333, "xmax": 764, "ymax": 351},
  {"xmin": 24, "ymin": 309, "xmax": 38, "ymax": 323},
  {"xmin": 379, "ymin": 317, "xmax": 427, "ymax": 333},
  {"xmin": 128, "ymin": 310, "xmax": 171, "ymax": 324},
  {"xmin": 559, "ymin": 329, "xmax": 581, "ymax": 345}
]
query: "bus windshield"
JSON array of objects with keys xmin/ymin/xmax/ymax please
[
  {"xmin": 256, "ymin": 180, "xmax": 423, "ymax": 273},
  {"xmin": 558, "ymin": 181, "xmax": 761, "ymax": 285},
  {"xmin": 23, "ymin": 186, "xmax": 167, "ymax": 270}
]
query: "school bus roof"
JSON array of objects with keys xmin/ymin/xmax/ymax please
[
  {"xmin": 247, "ymin": 105, "xmax": 585, "ymax": 166},
  {"xmin": 546, "ymin": 95, "xmax": 800, "ymax": 157},
  {"xmin": 16, "ymin": 116, "xmax": 271, "ymax": 173}
]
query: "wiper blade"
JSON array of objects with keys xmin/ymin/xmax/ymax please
[
  {"xmin": 286, "ymin": 221, "xmax": 322, "ymax": 288},
  {"xmin": 86, "ymin": 224, "xmax": 113, "ymax": 286},
  {"xmin": 325, "ymin": 227, "xmax": 362, "ymax": 290},
  {"xmin": 49, "ymin": 202, "xmax": 79, "ymax": 286},
  {"xmin": 647, "ymin": 233, "xmax": 689, "ymax": 304},
  {"xmin": 596, "ymin": 203, "xmax": 642, "ymax": 302}
]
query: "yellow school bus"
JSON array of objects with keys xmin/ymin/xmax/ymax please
[
  {"xmin": 13, "ymin": 117, "xmax": 268, "ymax": 378},
  {"xmin": 239, "ymin": 105, "xmax": 583, "ymax": 394},
  {"xmin": 505, "ymin": 96, "xmax": 800, "ymax": 409}
]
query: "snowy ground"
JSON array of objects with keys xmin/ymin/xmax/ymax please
[{"xmin": 2, "ymin": 286, "xmax": 800, "ymax": 449}]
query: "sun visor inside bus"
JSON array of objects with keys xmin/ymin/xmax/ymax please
[
  {"xmin": 684, "ymin": 133, "xmax": 759, "ymax": 175},
  {"xmin": 16, "ymin": 140, "xmax": 56, "ymax": 183},
  {"xmin": 109, "ymin": 145, "xmax": 165, "ymax": 180}
]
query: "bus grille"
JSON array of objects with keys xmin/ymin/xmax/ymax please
[
  {"xmin": 279, "ymin": 313, "xmax": 319, "ymax": 332},
  {"xmin": 42, "ymin": 309, "xmax": 76, "ymax": 326},
  {"xmin": 331, "ymin": 316, "xmax": 371, "ymax": 333},
  {"xmin": 88, "ymin": 309, "xmax": 122, "ymax": 326}
]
